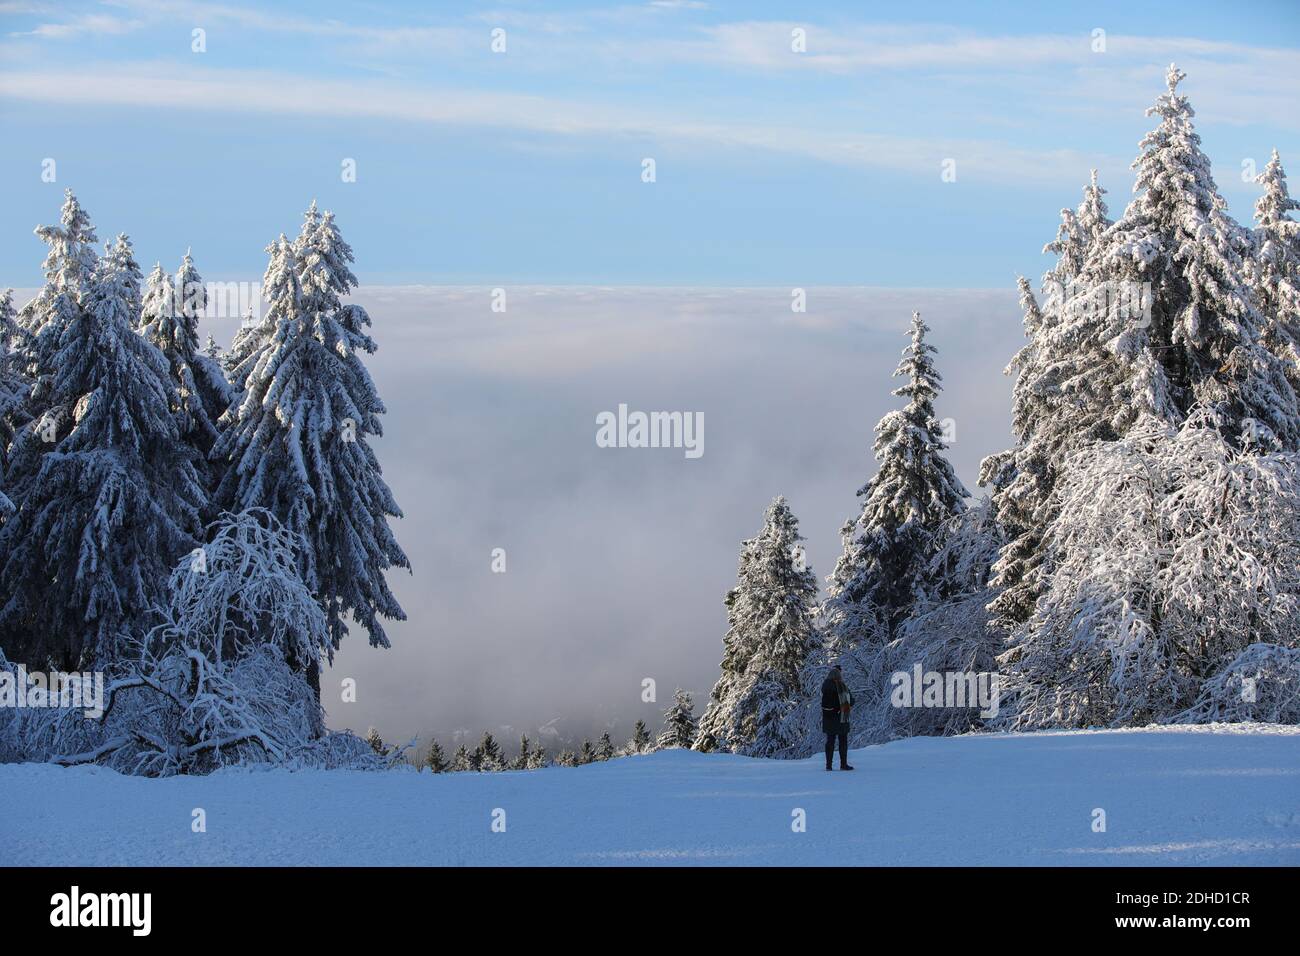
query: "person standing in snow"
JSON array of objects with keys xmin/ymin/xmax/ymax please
[{"xmin": 821, "ymin": 665, "xmax": 854, "ymax": 771}]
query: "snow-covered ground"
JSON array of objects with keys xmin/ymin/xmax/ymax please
[{"xmin": 2, "ymin": 724, "xmax": 1297, "ymax": 866}]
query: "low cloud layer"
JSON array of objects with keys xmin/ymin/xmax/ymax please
[{"xmin": 240, "ymin": 286, "xmax": 1020, "ymax": 745}]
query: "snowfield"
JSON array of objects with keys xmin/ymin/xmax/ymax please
[{"xmin": 2, "ymin": 724, "xmax": 1298, "ymax": 866}]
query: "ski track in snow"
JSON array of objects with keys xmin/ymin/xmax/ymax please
[{"xmin": 2, "ymin": 725, "xmax": 1297, "ymax": 866}]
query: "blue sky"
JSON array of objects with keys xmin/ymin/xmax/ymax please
[{"xmin": 2, "ymin": 0, "xmax": 1299, "ymax": 286}]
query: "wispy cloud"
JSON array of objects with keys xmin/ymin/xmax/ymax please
[
  {"xmin": 9, "ymin": 10, "xmax": 144, "ymax": 38},
  {"xmin": 0, "ymin": 63, "xmax": 1125, "ymax": 186}
]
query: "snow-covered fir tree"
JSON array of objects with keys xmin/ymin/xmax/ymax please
[
  {"xmin": 1252, "ymin": 149, "xmax": 1300, "ymax": 390},
  {"xmin": 577, "ymin": 739, "xmax": 596, "ymax": 765},
  {"xmin": 512, "ymin": 735, "xmax": 532, "ymax": 770},
  {"xmin": 139, "ymin": 261, "xmax": 172, "ymax": 333},
  {"xmin": 475, "ymin": 732, "xmax": 505, "ymax": 771},
  {"xmin": 1079, "ymin": 65, "xmax": 1297, "ymax": 449},
  {"xmin": 554, "ymin": 749, "xmax": 577, "ymax": 768},
  {"xmin": 449, "ymin": 745, "xmax": 475, "ymax": 773},
  {"xmin": 0, "ymin": 288, "xmax": 26, "ymax": 464},
  {"xmin": 998, "ymin": 406, "xmax": 1300, "ymax": 729},
  {"xmin": 695, "ymin": 496, "xmax": 818, "ymax": 757},
  {"xmin": 138, "ymin": 254, "xmax": 232, "ymax": 474},
  {"xmin": 983, "ymin": 175, "xmax": 1119, "ymax": 630},
  {"xmin": 17, "ymin": 190, "xmax": 100, "ymax": 407},
  {"xmin": 203, "ymin": 333, "xmax": 223, "ymax": 365},
  {"xmin": 625, "ymin": 719, "xmax": 652, "ymax": 755},
  {"xmin": 825, "ymin": 313, "xmax": 969, "ymax": 654},
  {"xmin": 425, "ymin": 739, "xmax": 448, "ymax": 772},
  {"xmin": 865, "ymin": 499, "xmax": 1004, "ymax": 744},
  {"xmin": 365, "ymin": 727, "xmax": 385, "ymax": 754},
  {"xmin": 224, "ymin": 306, "xmax": 268, "ymax": 381},
  {"xmin": 655, "ymin": 688, "xmax": 697, "ymax": 749},
  {"xmin": 526, "ymin": 743, "xmax": 549, "ymax": 770},
  {"xmin": 0, "ymin": 288, "xmax": 18, "ymax": 352},
  {"xmin": 212, "ymin": 212, "xmax": 410, "ymax": 687},
  {"xmin": 0, "ymin": 233, "xmax": 204, "ymax": 668},
  {"xmin": 595, "ymin": 732, "xmax": 615, "ymax": 761}
]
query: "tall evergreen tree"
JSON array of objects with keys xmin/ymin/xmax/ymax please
[
  {"xmin": 626, "ymin": 719, "xmax": 652, "ymax": 754},
  {"xmin": 0, "ymin": 234, "xmax": 203, "ymax": 667},
  {"xmin": 449, "ymin": 744, "xmax": 475, "ymax": 772},
  {"xmin": 138, "ymin": 254, "xmax": 232, "ymax": 470},
  {"xmin": 656, "ymin": 688, "xmax": 697, "ymax": 749},
  {"xmin": 989, "ymin": 68, "xmax": 1300, "ymax": 635},
  {"xmin": 15, "ymin": 193, "xmax": 99, "ymax": 424},
  {"xmin": 825, "ymin": 313, "xmax": 969, "ymax": 652},
  {"xmin": 1000, "ymin": 408, "xmax": 1300, "ymax": 729},
  {"xmin": 475, "ymin": 731, "xmax": 505, "ymax": 771},
  {"xmin": 983, "ymin": 175, "xmax": 1118, "ymax": 629},
  {"xmin": 425, "ymin": 738, "xmax": 448, "ymax": 773},
  {"xmin": 225, "ymin": 305, "xmax": 269, "ymax": 382},
  {"xmin": 0, "ymin": 289, "xmax": 26, "ymax": 466},
  {"xmin": 577, "ymin": 739, "xmax": 596, "ymax": 765},
  {"xmin": 26, "ymin": 190, "xmax": 99, "ymax": 309},
  {"xmin": 0, "ymin": 289, "xmax": 18, "ymax": 350},
  {"xmin": 203, "ymin": 332, "xmax": 223, "ymax": 365},
  {"xmin": 212, "ymin": 211, "xmax": 410, "ymax": 683},
  {"xmin": 595, "ymin": 732, "xmax": 615, "ymax": 761},
  {"xmin": 512, "ymin": 734, "xmax": 532, "ymax": 770},
  {"xmin": 526, "ymin": 744, "xmax": 549, "ymax": 770},
  {"xmin": 1082, "ymin": 65, "xmax": 1297, "ymax": 448},
  {"xmin": 0, "ymin": 290, "xmax": 16, "ymax": 517},
  {"xmin": 1252, "ymin": 149, "xmax": 1300, "ymax": 389},
  {"xmin": 696, "ymin": 496, "xmax": 818, "ymax": 756}
]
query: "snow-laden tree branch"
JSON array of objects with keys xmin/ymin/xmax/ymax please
[{"xmin": 998, "ymin": 407, "xmax": 1300, "ymax": 729}]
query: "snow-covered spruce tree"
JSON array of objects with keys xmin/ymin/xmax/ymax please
[
  {"xmin": 513, "ymin": 734, "xmax": 532, "ymax": 770},
  {"xmin": 777, "ymin": 499, "xmax": 1004, "ymax": 755},
  {"xmin": 577, "ymin": 739, "xmax": 596, "ymax": 765},
  {"xmin": 997, "ymin": 407, "xmax": 1300, "ymax": 730},
  {"xmin": 203, "ymin": 333, "xmax": 223, "ymax": 365},
  {"xmin": 139, "ymin": 262, "xmax": 172, "ymax": 332},
  {"xmin": 0, "ymin": 289, "xmax": 27, "ymax": 469},
  {"xmin": 366, "ymin": 727, "xmax": 385, "ymax": 754},
  {"xmin": 449, "ymin": 745, "xmax": 475, "ymax": 772},
  {"xmin": 656, "ymin": 688, "xmax": 697, "ymax": 749},
  {"xmin": 475, "ymin": 732, "xmax": 505, "ymax": 771},
  {"xmin": 596, "ymin": 732, "xmax": 615, "ymax": 761},
  {"xmin": 1252, "ymin": 149, "xmax": 1300, "ymax": 390},
  {"xmin": 0, "ymin": 288, "xmax": 18, "ymax": 351},
  {"xmin": 16, "ymin": 190, "xmax": 100, "ymax": 407},
  {"xmin": 867, "ymin": 499, "xmax": 1004, "ymax": 743},
  {"xmin": 625, "ymin": 719, "xmax": 652, "ymax": 755},
  {"xmin": 212, "ymin": 215, "xmax": 410, "ymax": 686},
  {"xmin": 695, "ymin": 496, "xmax": 818, "ymax": 757},
  {"xmin": 0, "ymin": 236, "xmax": 204, "ymax": 669},
  {"xmin": 107, "ymin": 234, "xmax": 142, "ymax": 314},
  {"xmin": 224, "ymin": 305, "xmax": 269, "ymax": 383},
  {"xmin": 139, "ymin": 254, "xmax": 232, "ymax": 472},
  {"xmin": 554, "ymin": 749, "xmax": 577, "ymax": 768},
  {"xmin": 526, "ymin": 743, "xmax": 549, "ymax": 769},
  {"xmin": 983, "ymin": 175, "xmax": 1118, "ymax": 630},
  {"xmin": 1077, "ymin": 65, "xmax": 1297, "ymax": 449},
  {"xmin": 426, "ymin": 738, "xmax": 448, "ymax": 772},
  {"xmin": 825, "ymin": 312, "xmax": 969, "ymax": 656}
]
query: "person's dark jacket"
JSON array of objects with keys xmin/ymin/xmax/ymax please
[{"xmin": 821, "ymin": 676, "xmax": 846, "ymax": 734}]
